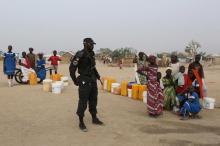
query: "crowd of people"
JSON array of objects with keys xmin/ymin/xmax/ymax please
[
  {"xmin": 135, "ymin": 52, "xmax": 207, "ymax": 120},
  {"xmin": 2, "ymin": 46, "xmax": 207, "ymax": 120},
  {"xmin": 2, "ymin": 45, "xmax": 61, "ymax": 86}
]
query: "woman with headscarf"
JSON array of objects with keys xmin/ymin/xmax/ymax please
[
  {"xmin": 133, "ymin": 52, "xmax": 148, "ymax": 85},
  {"xmin": 162, "ymin": 68, "xmax": 176, "ymax": 110},
  {"xmin": 188, "ymin": 54, "xmax": 206, "ymax": 99},
  {"xmin": 138, "ymin": 55, "xmax": 164, "ymax": 117}
]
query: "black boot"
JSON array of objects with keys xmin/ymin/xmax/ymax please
[
  {"xmin": 92, "ymin": 115, "xmax": 104, "ymax": 125},
  {"xmin": 79, "ymin": 117, "xmax": 88, "ymax": 132}
]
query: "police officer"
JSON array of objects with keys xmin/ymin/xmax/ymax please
[{"xmin": 69, "ymin": 38, "xmax": 103, "ymax": 132}]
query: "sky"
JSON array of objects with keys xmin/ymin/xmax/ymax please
[{"xmin": 0, "ymin": 0, "xmax": 220, "ymax": 54}]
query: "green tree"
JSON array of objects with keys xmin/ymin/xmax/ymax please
[{"xmin": 111, "ymin": 47, "xmax": 136, "ymax": 62}]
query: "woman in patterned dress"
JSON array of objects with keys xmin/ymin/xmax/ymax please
[{"xmin": 138, "ymin": 55, "xmax": 164, "ymax": 117}]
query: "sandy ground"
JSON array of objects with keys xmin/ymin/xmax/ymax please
[{"xmin": 0, "ymin": 61, "xmax": 220, "ymax": 146}]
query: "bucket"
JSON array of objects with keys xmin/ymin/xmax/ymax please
[
  {"xmin": 52, "ymin": 82, "xmax": 62, "ymax": 94},
  {"xmin": 56, "ymin": 81, "xmax": 64, "ymax": 89},
  {"xmin": 29, "ymin": 72, "xmax": 37, "ymax": 85},
  {"xmin": 103, "ymin": 79, "xmax": 108, "ymax": 91},
  {"xmin": 203, "ymin": 97, "xmax": 215, "ymax": 109},
  {"xmin": 128, "ymin": 89, "xmax": 132, "ymax": 98},
  {"xmin": 51, "ymin": 74, "xmax": 61, "ymax": 81},
  {"xmin": 113, "ymin": 86, "xmax": 121, "ymax": 95},
  {"xmin": 101, "ymin": 77, "xmax": 107, "ymax": 90},
  {"xmin": 128, "ymin": 82, "xmax": 136, "ymax": 89},
  {"xmin": 111, "ymin": 83, "xmax": 120, "ymax": 93},
  {"xmin": 43, "ymin": 79, "xmax": 52, "ymax": 92},
  {"xmin": 138, "ymin": 85, "xmax": 147, "ymax": 100},
  {"xmin": 61, "ymin": 76, "xmax": 69, "ymax": 86},
  {"xmin": 107, "ymin": 78, "xmax": 116, "ymax": 92},
  {"xmin": 121, "ymin": 81, "xmax": 128, "ymax": 96},
  {"xmin": 132, "ymin": 84, "xmax": 139, "ymax": 100},
  {"xmin": 143, "ymin": 91, "xmax": 147, "ymax": 103}
]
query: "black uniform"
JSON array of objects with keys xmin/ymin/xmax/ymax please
[{"xmin": 69, "ymin": 49, "xmax": 100, "ymax": 118}]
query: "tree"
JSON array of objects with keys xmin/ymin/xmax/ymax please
[
  {"xmin": 97, "ymin": 48, "xmax": 113, "ymax": 56},
  {"xmin": 185, "ymin": 40, "xmax": 201, "ymax": 60},
  {"xmin": 111, "ymin": 47, "xmax": 136, "ymax": 62}
]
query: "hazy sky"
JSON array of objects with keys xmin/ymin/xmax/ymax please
[{"xmin": 0, "ymin": 0, "xmax": 220, "ymax": 54}]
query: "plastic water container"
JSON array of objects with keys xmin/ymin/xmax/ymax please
[
  {"xmin": 56, "ymin": 81, "xmax": 64, "ymax": 89},
  {"xmin": 111, "ymin": 83, "xmax": 120, "ymax": 93},
  {"xmin": 132, "ymin": 84, "xmax": 139, "ymax": 100},
  {"xmin": 113, "ymin": 86, "xmax": 121, "ymax": 95},
  {"xmin": 100, "ymin": 77, "xmax": 107, "ymax": 90},
  {"xmin": 61, "ymin": 76, "xmax": 69, "ymax": 86},
  {"xmin": 121, "ymin": 81, "xmax": 128, "ymax": 96},
  {"xmin": 128, "ymin": 82, "xmax": 135, "ymax": 89},
  {"xmin": 29, "ymin": 72, "xmax": 37, "ymax": 85},
  {"xmin": 143, "ymin": 91, "xmax": 147, "ymax": 103},
  {"xmin": 103, "ymin": 78, "xmax": 108, "ymax": 91},
  {"xmin": 203, "ymin": 97, "xmax": 215, "ymax": 109},
  {"xmin": 138, "ymin": 85, "xmax": 147, "ymax": 100},
  {"xmin": 128, "ymin": 89, "xmax": 132, "ymax": 98},
  {"xmin": 52, "ymin": 82, "xmax": 62, "ymax": 94},
  {"xmin": 107, "ymin": 78, "xmax": 116, "ymax": 92},
  {"xmin": 51, "ymin": 74, "xmax": 61, "ymax": 81},
  {"xmin": 43, "ymin": 79, "xmax": 52, "ymax": 92}
]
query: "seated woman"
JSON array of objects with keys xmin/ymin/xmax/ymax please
[
  {"xmin": 36, "ymin": 53, "xmax": 46, "ymax": 80},
  {"xmin": 19, "ymin": 51, "xmax": 35, "ymax": 83},
  {"xmin": 180, "ymin": 86, "xmax": 202, "ymax": 120}
]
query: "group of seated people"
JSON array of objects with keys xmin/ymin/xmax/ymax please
[
  {"xmin": 135, "ymin": 52, "xmax": 207, "ymax": 120},
  {"xmin": 158, "ymin": 65, "xmax": 204, "ymax": 120},
  {"xmin": 3, "ymin": 45, "xmax": 61, "ymax": 86}
]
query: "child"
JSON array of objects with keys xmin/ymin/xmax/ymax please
[
  {"xmin": 27, "ymin": 48, "xmax": 36, "ymax": 69},
  {"xmin": 162, "ymin": 68, "xmax": 176, "ymax": 111},
  {"xmin": 176, "ymin": 66, "xmax": 194, "ymax": 108},
  {"xmin": 118, "ymin": 59, "xmax": 123, "ymax": 69},
  {"xmin": 48, "ymin": 50, "xmax": 61, "ymax": 75},
  {"xmin": 36, "ymin": 53, "xmax": 46, "ymax": 80},
  {"xmin": 19, "ymin": 51, "xmax": 35, "ymax": 83},
  {"xmin": 157, "ymin": 72, "xmax": 164, "ymax": 90},
  {"xmin": 180, "ymin": 86, "xmax": 202, "ymax": 120},
  {"xmin": 176, "ymin": 66, "xmax": 185, "ymax": 86},
  {"xmin": 3, "ymin": 45, "xmax": 16, "ymax": 87}
]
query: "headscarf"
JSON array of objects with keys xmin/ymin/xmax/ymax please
[{"xmin": 149, "ymin": 55, "xmax": 156, "ymax": 61}]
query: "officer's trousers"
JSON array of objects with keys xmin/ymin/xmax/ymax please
[{"xmin": 76, "ymin": 81, "xmax": 98, "ymax": 118}]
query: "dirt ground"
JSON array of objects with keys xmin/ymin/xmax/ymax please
[{"xmin": 0, "ymin": 61, "xmax": 220, "ymax": 146}]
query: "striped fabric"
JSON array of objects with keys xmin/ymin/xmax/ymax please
[{"xmin": 147, "ymin": 66, "xmax": 164, "ymax": 115}]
